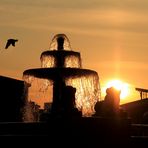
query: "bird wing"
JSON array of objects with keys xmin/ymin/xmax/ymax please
[{"xmin": 5, "ymin": 40, "xmax": 12, "ymax": 49}]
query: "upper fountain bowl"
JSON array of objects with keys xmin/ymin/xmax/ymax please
[
  {"xmin": 49, "ymin": 34, "xmax": 71, "ymax": 51},
  {"xmin": 40, "ymin": 34, "xmax": 82, "ymax": 68}
]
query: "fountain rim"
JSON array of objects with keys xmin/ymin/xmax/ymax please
[
  {"xmin": 23, "ymin": 68, "xmax": 99, "ymax": 80},
  {"xmin": 40, "ymin": 50, "xmax": 81, "ymax": 59}
]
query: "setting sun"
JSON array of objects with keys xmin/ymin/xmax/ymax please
[{"xmin": 104, "ymin": 79, "xmax": 129, "ymax": 100}]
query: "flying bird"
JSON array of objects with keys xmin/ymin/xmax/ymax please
[{"xmin": 5, "ymin": 39, "xmax": 18, "ymax": 49}]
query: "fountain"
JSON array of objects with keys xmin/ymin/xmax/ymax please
[{"xmin": 23, "ymin": 34, "xmax": 101, "ymax": 121}]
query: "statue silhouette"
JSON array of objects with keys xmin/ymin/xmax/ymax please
[
  {"xmin": 5, "ymin": 39, "xmax": 18, "ymax": 49},
  {"xmin": 102, "ymin": 87, "xmax": 121, "ymax": 117},
  {"xmin": 94, "ymin": 87, "xmax": 128, "ymax": 118},
  {"xmin": 61, "ymin": 85, "xmax": 82, "ymax": 117}
]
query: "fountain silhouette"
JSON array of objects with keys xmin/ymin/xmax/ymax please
[{"xmin": 23, "ymin": 34, "xmax": 101, "ymax": 121}]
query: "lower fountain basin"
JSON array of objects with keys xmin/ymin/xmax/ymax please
[{"xmin": 23, "ymin": 68, "xmax": 100, "ymax": 117}]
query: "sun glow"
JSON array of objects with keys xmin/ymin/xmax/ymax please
[{"xmin": 104, "ymin": 79, "xmax": 129, "ymax": 100}]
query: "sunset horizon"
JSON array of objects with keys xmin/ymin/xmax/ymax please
[{"xmin": 1, "ymin": 0, "xmax": 148, "ymax": 105}]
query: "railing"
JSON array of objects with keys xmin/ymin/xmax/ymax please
[{"xmin": 131, "ymin": 124, "xmax": 148, "ymax": 138}]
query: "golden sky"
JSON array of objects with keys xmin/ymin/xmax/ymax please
[{"xmin": 1, "ymin": 0, "xmax": 148, "ymax": 103}]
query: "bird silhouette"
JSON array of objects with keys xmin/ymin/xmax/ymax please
[{"xmin": 5, "ymin": 39, "xmax": 18, "ymax": 49}]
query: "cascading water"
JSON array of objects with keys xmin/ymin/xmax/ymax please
[{"xmin": 23, "ymin": 34, "xmax": 101, "ymax": 121}]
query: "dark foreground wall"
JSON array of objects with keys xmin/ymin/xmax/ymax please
[
  {"xmin": 0, "ymin": 117, "xmax": 131, "ymax": 146},
  {"xmin": 121, "ymin": 99, "xmax": 148, "ymax": 123},
  {"xmin": 0, "ymin": 75, "xmax": 24, "ymax": 122}
]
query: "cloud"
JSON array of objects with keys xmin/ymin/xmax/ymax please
[
  {"xmin": 1, "ymin": 0, "xmax": 148, "ymax": 11},
  {"xmin": 1, "ymin": 0, "xmax": 148, "ymax": 34}
]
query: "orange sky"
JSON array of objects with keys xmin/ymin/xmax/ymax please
[{"xmin": 1, "ymin": 0, "xmax": 148, "ymax": 104}]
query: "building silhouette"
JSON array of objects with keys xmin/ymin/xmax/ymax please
[
  {"xmin": 0, "ymin": 75, "xmax": 24, "ymax": 122},
  {"xmin": 121, "ymin": 98, "xmax": 148, "ymax": 123}
]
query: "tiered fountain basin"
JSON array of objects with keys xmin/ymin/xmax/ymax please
[{"xmin": 23, "ymin": 34, "xmax": 100, "ymax": 119}]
